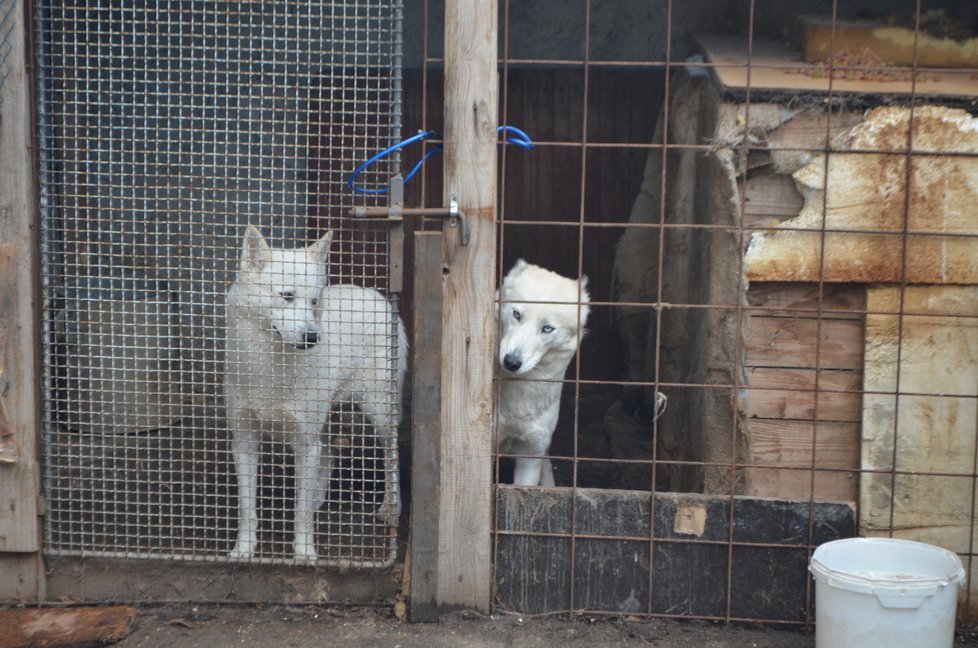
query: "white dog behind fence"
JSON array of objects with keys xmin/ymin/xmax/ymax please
[
  {"xmin": 496, "ymin": 260, "xmax": 591, "ymax": 486},
  {"xmin": 224, "ymin": 225, "xmax": 406, "ymax": 562}
]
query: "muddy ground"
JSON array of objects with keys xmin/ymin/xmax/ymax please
[{"xmin": 114, "ymin": 603, "xmax": 819, "ymax": 647}]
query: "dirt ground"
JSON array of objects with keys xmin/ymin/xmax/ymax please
[{"xmin": 114, "ymin": 603, "xmax": 819, "ymax": 647}]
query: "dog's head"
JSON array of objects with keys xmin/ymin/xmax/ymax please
[
  {"xmin": 497, "ymin": 259, "xmax": 590, "ymax": 377},
  {"xmin": 236, "ymin": 224, "xmax": 334, "ymax": 350}
]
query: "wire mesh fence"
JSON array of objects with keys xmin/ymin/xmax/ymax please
[
  {"xmin": 452, "ymin": 0, "xmax": 978, "ymax": 625},
  {"xmin": 36, "ymin": 0, "xmax": 405, "ymax": 568},
  {"xmin": 0, "ymin": 0, "xmax": 14, "ymax": 111},
  {"xmin": 24, "ymin": 0, "xmax": 978, "ymax": 623}
]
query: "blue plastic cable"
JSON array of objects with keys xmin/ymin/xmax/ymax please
[
  {"xmin": 498, "ymin": 125, "xmax": 535, "ymax": 150},
  {"xmin": 348, "ymin": 126, "xmax": 535, "ymax": 195}
]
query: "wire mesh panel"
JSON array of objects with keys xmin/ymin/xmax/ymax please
[
  {"xmin": 0, "ymin": 0, "xmax": 13, "ymax": 108},
  {"xmin": 37, "ymin": 0, "xmax": 404, "ymax": 568},
  {"xmin": 448, "ymin": 0, "xmax": 978, "ymax": 626}
]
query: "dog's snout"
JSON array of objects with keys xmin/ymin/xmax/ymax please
[
  {"xmin": 292, "ymin": 330, "xmax": 319, "ymax": 350},
  {"xmin": 503, "ymin": 354, "xmax": 522, "ymax": 373}
]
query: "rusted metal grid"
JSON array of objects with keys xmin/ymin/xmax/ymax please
[
  {"xmin": 36, "ymin": 0, "xmax": 405, "ymax": 568},
  {"xmin": 452, "ymin": 0, "xmax": 978, "ymax": 625}
]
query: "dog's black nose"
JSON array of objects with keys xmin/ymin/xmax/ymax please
[
  {"xmin": 304, "ymin": 331, "xmax": 319, "ymax": 346},
  {"xmin": 503, "ymin": 354, "xmax": 522, "ymax": 373}
]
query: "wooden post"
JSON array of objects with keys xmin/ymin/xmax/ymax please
[
  {"xmin": 438, "ymin": 0, "xmax": 497, "ymax": 612},
  {"xmin": 409, "ymin": 231, "xmax": 444, "ymax": 622},
  {"xmin": 0, "ymin": 0, "xmax": 44, "ymax": 601}
]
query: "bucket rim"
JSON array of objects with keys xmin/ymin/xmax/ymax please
[{"xmin": 810, "ymin": 538, "xmax": 965, "ymax": 595}]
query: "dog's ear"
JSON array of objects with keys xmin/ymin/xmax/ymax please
[
  {"xmin": 502, "ymin": 259, "xmax": 528, "ymax": 290},
  {"xmin": 240, "ymin": 225, "xmax": 271, "ymax": 274},
  {"xmin": 308, "ymin": 229, "xmax": 334, "ymax": 266},
  {"xmin": 578, "ymin": 275, "xmax": 590, "ymax": 303},
  {"xmin": 577, "ymin": 275, "xmax": 591, "ymax": 334}
]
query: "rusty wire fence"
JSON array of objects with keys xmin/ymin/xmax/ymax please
[
  {"xmin": 36, "ymin": 0, "xmax": 405, "ymax": 568},
  {"xmin": 402, "ymin": 0, "xmax": 978, "ymax": 625}
]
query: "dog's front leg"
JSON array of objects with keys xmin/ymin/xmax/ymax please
[
  {"xmin": 292, "ymin": 434, "xmax": 322, "ymax": 563},
  {"xmin": 230, "ymin": 428, "xmax": 260, "ymax": 559},
  {"xmin": 513, "ymin": 456, "xmax": 545, "ymax": 486},
  {"xmin": 540, "ymin": 458, "xmax": 556, "ymax": 487}
]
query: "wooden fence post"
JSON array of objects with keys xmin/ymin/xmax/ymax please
[
  {"xmin": 437, "ymin": 0, "xmax": 497, "ymax": 612},
  {"xmin": 0, "ymin": 0, "xmax": 45, "ymax": 602}
]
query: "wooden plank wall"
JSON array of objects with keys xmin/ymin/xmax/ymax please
[
  {"xmin": 742, "ymin": 283, "xmax": 864, "ymax": 502},
  {"xmin": 0, "ymin": 0, "xmax": 44, "ymax": 601}
]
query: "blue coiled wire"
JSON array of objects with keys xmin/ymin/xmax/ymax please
[{"xmin": 347, "ymin": 125, "xmax": 535, "ymax": 195}]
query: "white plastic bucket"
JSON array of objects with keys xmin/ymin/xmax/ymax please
[{"xmin": 810, "ymin": 538, "xmax": 965, "ymax": 648}]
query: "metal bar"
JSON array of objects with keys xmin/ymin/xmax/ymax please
[{"xmin": 349, "ymin": 204, "xmax": 470, "ymax": 246}]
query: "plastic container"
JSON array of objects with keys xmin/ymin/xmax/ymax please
[{"xmin": 810, "ymin": 538, "xmax": 965, "ymax": 648}]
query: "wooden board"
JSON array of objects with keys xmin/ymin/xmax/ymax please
[
  {"xmin": 0, "ymin": 606, "xmax": 137, "ymax": 648},
  {"xmin": 743, "ymin": 381, "xmax": 862, "ymax": 422},
  {"xmin": 0, "ymin": 0, "xmax": 43, "ymax": 602},
  {"xmin": 699, "ymin": 34, "xmax": 978, "ymax": 100},
  {"xmin": 495, "ymin": 486, "xmax": 855, "ymax": 619},
  {"xmin": 44, "ymin": 556, "xmax": 397, "ymax": 604},
  {"xmin": 437, "ymin": 0, "xmax": 497, "ymax": 613},
  {"xmin": 803, "ymin": 19, "xmax": 978, "ymax": 69},
  {"xmin": 745, "ymin": 317, "xmax": 863, "ymax": 370},
  {"xmin": 742, "ymin": 284, "xmax": 865, "ymax": 502},
  {"xmin": 409, "ymin": 232, "xmax": 444, "ymax": 622},
  {"xmin": 861, "ymin": 285, "xmax": 978, "ymax": 622},
  {"xmin": 861, "ymin": 286, "xmax": 978, "ymax": 546}
]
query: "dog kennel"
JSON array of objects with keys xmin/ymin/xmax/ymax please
[
  {"xmin": 1, "ymin": 0, "xmax": 978, "ymax": 630},
  {"xmin": 33, "ymin": 0, "xmax": 406, "ymax": 575}
]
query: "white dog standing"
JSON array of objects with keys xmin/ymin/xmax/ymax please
[
  {"xmin": 497, "ymin": 260, "xmax": 590, "ymax": 486},
  {"xmin": 225, "ymin": 225, "xmax": 406, "ymax": 562}
]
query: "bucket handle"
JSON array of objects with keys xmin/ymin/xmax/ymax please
[{"xmin": 875, "ymin": 592, "xmax": 934, "ymax": 609}]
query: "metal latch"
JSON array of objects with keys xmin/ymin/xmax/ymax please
[{"xmin": 348, "ymin": 175, "xmax": 469, "ymax": 246}]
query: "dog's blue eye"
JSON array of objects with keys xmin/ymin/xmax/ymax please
[
  {"xmin": 311, "ymin": 298, "xmax": 318, "ymax": 306},
  {"xmin": 542, "ymin": 324, "xmax": 554, "ymax": 334},
  {"xmin": 280, "ymin": 291, "xmax": 295, "ymax": 302},
  {"xmin": 512, "ymin": 308, "xmax": 521, "ymax": 321}
]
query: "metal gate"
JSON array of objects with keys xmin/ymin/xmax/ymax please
[{"xmin": 36, "ymin": 0, "xmax": 404, "ymax": 567}]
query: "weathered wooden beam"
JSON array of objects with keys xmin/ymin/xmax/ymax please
[
  {"xmin": 437, "ymin": 0, "xmax": 497, "ymax": 613},
  {"xmin": 0, "ymin": 0, "xmax": 44, "ymax": 602},
  {"xmin": 0, "ymin": 606, "xmax": 137, "ymax": 648},
  {"xmin": 409, "ymin": 232, "xmax": 444, "ymax": 622}
]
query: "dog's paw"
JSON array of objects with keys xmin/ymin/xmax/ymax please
[
  {"xmin": 293, "ymin": 544, "xmax": 319, "ymax": 565},
  {"xmin": 229, "ymin": 541, "xmax": 257, "ymax": 560}
]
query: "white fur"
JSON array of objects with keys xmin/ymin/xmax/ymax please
[
  {"xmin": 497, "ymin": 260, "xmax": 590, "ymax": 486},
  {"xmin": 225, "ymin": 225, "xmax": 406, "ymax": 562}
]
